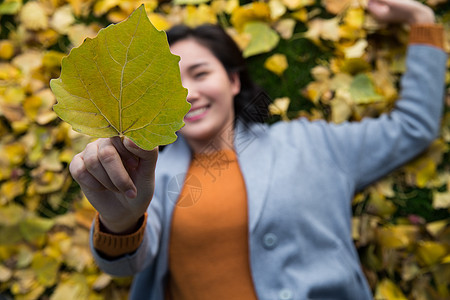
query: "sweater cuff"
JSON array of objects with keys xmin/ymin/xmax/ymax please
[
  {"xmin": 93, "ymin": 212, "xmax": 147, "ymax": 258},
  {"xmin": 409, "ymin": 24, "xmax": 444, "ymax": 50}
]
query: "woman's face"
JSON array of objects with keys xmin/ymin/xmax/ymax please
[{"xmin": 170, "ymin": 39, "xmax": 240, "ymax": 150}]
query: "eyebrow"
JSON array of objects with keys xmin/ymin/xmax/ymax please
[{"xmin": 187, "ymin": 62, "xmax": 208, "ymax": 72}]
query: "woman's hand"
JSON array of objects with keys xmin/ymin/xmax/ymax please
[
  {"xmin": 70, "ymin": 137, "xmax": 158, "ymax": 234},
  {"xmin": 367, "ymin": 0, "xmax": 435, "ymax": 25}
]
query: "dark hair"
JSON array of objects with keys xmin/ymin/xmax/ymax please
[{"xmin": 166, "ymin": 24, "xmax": 270, "ymax": 124}]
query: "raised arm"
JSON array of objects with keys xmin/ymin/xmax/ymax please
[
  {"xmin": 335, "ymin": 0, "xmax": 447, "ymax": 189},
  {"xmin": 285, "ymin": 0, "xmax": 447, "ymax": 191}
]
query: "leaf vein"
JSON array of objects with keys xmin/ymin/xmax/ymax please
[
  {"xmin": 63, "ymin": 109, "xmax": 98, "ymax": 116},
  {"xmin": 137, "ymin": 130, "xmax": 167, "ymax": 139},
  {"xmin": 123, "ymin": 97, "xmax": 171, "ymax": 133},
  {"xmin": 119, "ymin": 8, "xmax": 143, "ymax": 133},
  {"xmin": 122, "ymin": 64, "xmax": 171, "ymax": 111},
  {"xmin": 93, "ymin": 59, "xmax": 119, "ymax": 102},
  {"xmin": 122, "ymin": 54, "xmax": 158, "ymax": 89},
  {"xmin": 71, "ymin": 62, "xmax": 119, "ymax": 133},
  {"xmin": 123, "ymin": 52, "xmax": 167, "ymax": 91},
  {"xmin": 104, "ymin": 33, "xmax": 121, "ymax": 66}
]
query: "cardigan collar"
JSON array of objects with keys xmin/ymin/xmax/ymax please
[{"xmin": 234, "ymin": 121, "xmax": 274, "ymax": 232}]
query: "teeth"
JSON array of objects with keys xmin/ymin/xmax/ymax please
[{"xmin": 186, "ymin": 107, "xmax": 207, "ymax": 118}]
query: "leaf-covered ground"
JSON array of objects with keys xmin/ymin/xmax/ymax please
[{"xmin": 0, "ymin": 0, "xmax": 449, "ymax": 299}]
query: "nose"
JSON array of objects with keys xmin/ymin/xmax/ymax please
[{"xmin": 185, "ymin": 83, "xmax": 199, "ymax": 103}]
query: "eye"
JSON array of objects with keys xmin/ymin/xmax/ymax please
[{"xmin": 194, "ymin": 71, "xmax": 208, "ymax": 79}]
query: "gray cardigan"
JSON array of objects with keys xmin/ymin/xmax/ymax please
[{"xmin": 91, "ymin": 45, "xmax": 447, "ymax": 299}]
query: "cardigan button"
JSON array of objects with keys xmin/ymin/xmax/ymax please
[
  {"xmin": 263, "ymin": 233, "xmax": 278, "ymax": 249},
  {"xmin": 279, "ymin": 288, "xmax": 293, "ymax": 300}
]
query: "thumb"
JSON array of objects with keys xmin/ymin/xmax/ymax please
[
  {"xmin": 123, "ymin": 138, "xmax": 158, "ymax": 172},
  {"xmin": 123, "ymin": 138, "xmax": 158, "ymax": 160}
]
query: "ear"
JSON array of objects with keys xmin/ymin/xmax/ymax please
[{"xmin": 229, "ymin": 72, "xmax": 241, "ymax": 97}]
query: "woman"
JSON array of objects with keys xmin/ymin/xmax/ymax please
[{"xmin": 70, "ymin": 0, "xmax": 447, "ymax": 299}]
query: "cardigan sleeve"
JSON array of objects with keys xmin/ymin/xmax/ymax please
[
  {"xmin": 409, "ymin": 24, "xmax": 444, "ymax": 49},
  {"xmin": 89, "ymin": 193, "xmax": 164, "ymax": 277},
  {"xmin": 292, "ymin": 24, "xmax": 447, "ymax": 191},
  {"xmin": 92, "ymin": 212, "xmax": 147, "ymax": 258}
]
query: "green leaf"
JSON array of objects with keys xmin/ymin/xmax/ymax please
[
  {"xmin": 0, "ymin": 0, "xmax": 21, "ymax": 15},
  {"xmin": 0, "ymin": 204, "xmax": 25, "ymax": 226},
  {"xmin": 349, "ymin": 74, "xmax": 383, "ymax": 104},
  {"xmin": 16, "ymin": 246, "xmax": 34, "ymax": 268},
  {"xmin": 50, "ymin": 274, "xmax": 89, "ymax": 300},
  {"xmin": 0, "ymin": 226, "xmax": 22, "ymax": 245},
  {"xmin": 50, "ymin": 5, "xmax": 189, "ymax": 150},
  {"xmin": 19, "ymin": 216, "xmax": 54, "ymax": 242},
  {"xmin": 31, "ymin": 253, "xmax": 60, "ymax": 287},
  {"xmin": 243, "ymin": 21, "xmax": 279, "ymax": 58}
]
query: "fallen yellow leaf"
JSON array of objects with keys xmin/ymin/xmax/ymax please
[
  {"xmin": 342, "ymin": 39, "xmax": 367, "ymax": 59},
  {"xmin": 375, "ymin": 278, "xmax": 407, "ymax": 300},
  {"xmin": 264, "ymin": 53, "xmax": 288, "ymax": 76},
  {"xmin": 269, "ymin": 97, "xmax": 290, "ymax": 118},
  {"xmin": 433, "ymin": 190, "xmax": 450, "ymax": 209},
  {"xmin": 19, "ymin": 1, "xmax": 48, "ymax": 31},
  {"xmin": 231, "ymin": 2, "xmax": 271, "ymax": 32},
  {"xmin": 0, "ymin": 178, "xmax": 26, "ymax": 204},
  {"xmin": 184, "ymin": 4, "xmax": 217, "ymax": 27},
  {"xmin": 274, "ymin": 18, "xmax": 296, "ymax": 39},
  {"xmin": 416, "ymin": 241, "xmax": 447, "ymax": 267},
  {"xmin": 282, "ymin": 0, "xmax": 314, "ymax": 10},
  {"xmin": 0, "ymin": 41, "xmax": 14, "ymax": 60},
  {"xmin": 49, "ymin": 5, "xmax": 75, "ymax": 34},
  {"xmin": 269, "ymin": 0, "xmax": 287, "ymax": 20},
  {"xmin": 377, "ymin": 225, "xmax": 417, "ymax": 249}
]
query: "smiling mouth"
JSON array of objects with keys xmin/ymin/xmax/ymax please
[{"xmin": 185, "ymin": 106, "xmax": 209, "ymax": 121}]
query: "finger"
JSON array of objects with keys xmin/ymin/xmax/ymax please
[
  {"xmin": 70, "ymin": 153, "xmax": 109, "ymax": 191},
  {"xmin": 122, "ymin": 138, "xmax": 158, "ymax": 160},
  {"xmin": 83, "ymin": 141, "xmax": 121, "ymax": 193},
  {"xmin": 110, "ymin": 136, "xmax": 139, "ymax": 170},
  {"xmin": 367, "ymin": 0, "xmax": 391, "ymax": 21},
  {"xmin": 123, "ymin": 138, "xmax": 158, "ymax": 173},
  {"xmin": 97, "ymin": 139, "xmax": 137, "ymax": 198}
]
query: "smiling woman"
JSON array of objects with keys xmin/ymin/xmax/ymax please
[
  {"xmin": 167, "ymin": 24, "xmax": 270, "ymax": 122},
  {"xmin": 170, "ymin": 38, "xmax": 240, "ymax": 153},
  {"xmin": 67, "ymin": 0, "xmax": 448, "ymax": 299}
]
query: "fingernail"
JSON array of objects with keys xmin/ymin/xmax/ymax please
[
  {"xmin": 125, "ymin": 189, "xmax": 137, "ymax": 198},
  {"xmin": 124, "ymin": 138, "xmax": 139, "ymax": 149}
]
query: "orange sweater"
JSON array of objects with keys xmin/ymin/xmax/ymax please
[{"xmin": 167, "ymin": 149, "xmax": 257, "ymax": 300}]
